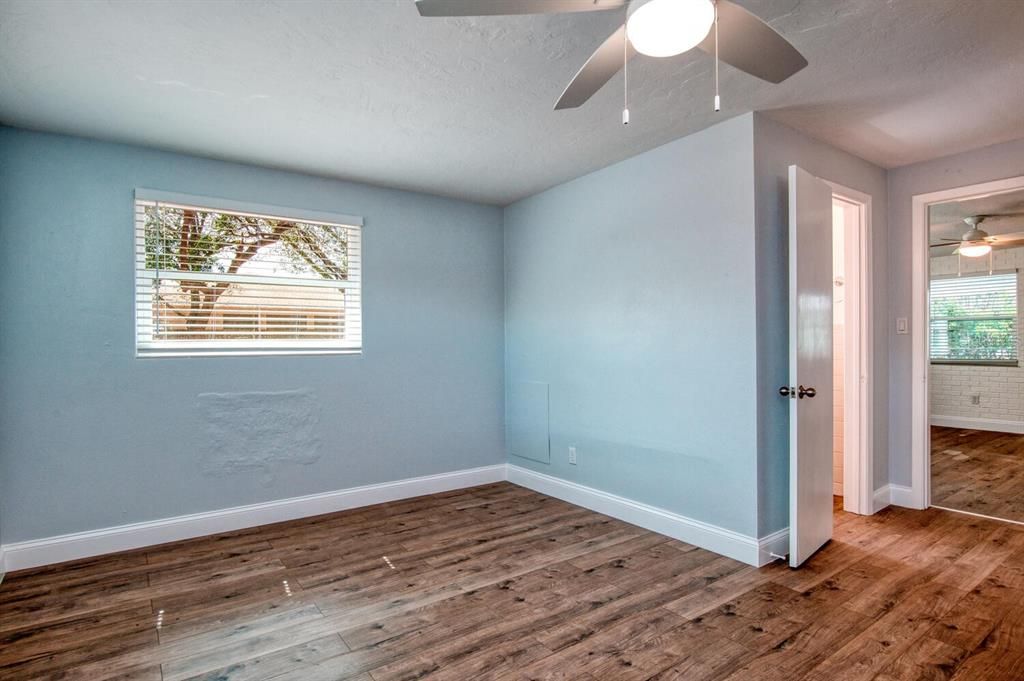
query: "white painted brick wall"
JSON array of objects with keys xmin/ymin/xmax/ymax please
[{"xmin": 930, "ymin": 246, "xmax": 1024, "ymax": 426}]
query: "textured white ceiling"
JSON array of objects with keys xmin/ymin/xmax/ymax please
[{"xmin": 1, "ymin": 0, "xmax": 1022, "ymax": 205}]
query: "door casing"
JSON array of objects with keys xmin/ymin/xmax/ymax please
[{"xmin": 826, "ymin": 182, "xmax": 874, "ymax": 516}]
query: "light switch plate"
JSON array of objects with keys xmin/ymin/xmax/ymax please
[{"xmin": 896, "ymin": 317, "xmax": 909, "ymax": 335}]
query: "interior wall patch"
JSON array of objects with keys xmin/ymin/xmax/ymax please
[{"xmin": 197, "ymin": 388, "xmax": 322, "ymax": 484}]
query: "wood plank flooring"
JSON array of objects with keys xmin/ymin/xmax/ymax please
[
  {"xmin": 931, "ymin": 425, "xmax": 1024, "ymax": 522},
  {"xmin": 2, "ymin": 482, "xmax": 1024, "ymax": 680}
]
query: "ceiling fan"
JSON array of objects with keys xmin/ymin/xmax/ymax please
[
  {"xmin": 930, "ymin": 215, "xmax": 1024, "ymax": 257},
  {"xmin": 414, "ymin": 0, "xmax": 808, "ymax": 114}
]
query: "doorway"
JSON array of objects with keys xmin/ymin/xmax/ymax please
[
  {"xmin": 911, "ymin": 174, "xmax": 1024, "ymax": 517},
  {"xmin": 913, "ymin": 171, "xmax": 1024, "ymax": 516},
  {"xmin": 787, "ymin": 169, "xmax": 875, "ymax": 567},
  {"xmin": 828, "ymin": 183, "xmax": 874, "ymax": 516}
]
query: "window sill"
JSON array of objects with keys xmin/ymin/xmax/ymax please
[
  {"xmin": 136, "ymin": 349, "xmax": 362, "ymax": 359},
  {"xmin": 929, "ymin": 360, "xmax": 1019, "ymax": 368}
]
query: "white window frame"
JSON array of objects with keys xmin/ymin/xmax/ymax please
[
  {"xmin": 134, "ymin": 189, "xmax": 363, "ymax": 358},
  {"xmin": 928, "ymin": 270, "xmax": 1019, "ymax": 367}
]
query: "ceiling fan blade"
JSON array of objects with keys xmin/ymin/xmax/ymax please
[
  {"xmin": 415, "ymin": 0, "xmax": 625, "ymax": 17},
  {"xmin": 930, "ymin": 243, "xmax": 960, "ymax": 248},
  {"xmin": 697, "ymin": 0, "xmax": 807, "ymax": 83},
  {"xmin": 555, "ymin": 24, "xmax": 634, "ymax": 110},
  {"xmin": 989, "ymin": 231, "xmax": 1024, "ymax": 243}
]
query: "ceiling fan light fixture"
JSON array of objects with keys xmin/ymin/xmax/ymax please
[
  {"xmin": 626, "ymin": 0, "xmax": 715, "ymax": 58},
  {"xmin": 958, "ymin": 242, "xmax": 992, "ymax": 258}
]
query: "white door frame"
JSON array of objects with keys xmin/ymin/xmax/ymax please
[
  {"xmin": 825, "ymin": 181, "xmax": 874, "ymax": 515},
  {"xmin": 910, "ymin": 174, "xmax": 1024, "ymax": 509}
]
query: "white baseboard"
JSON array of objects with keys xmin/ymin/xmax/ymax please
[
  {"xmin": 0, "ymin": 464, "xmax": 506, "ymax": 573},
  {"xmin": 0, "ymin": 546, "xmax": 5, "ymax": 584},
  {"xmin": 506, "ymin": 464, "xmax": 782, "ymax": 567},
  {"xmin": 2, "ymin": 463, "xmax": 799, "ymax": 573},
  {"xmin": 930, "ymin": 415, "xmax": 1024, "ymax": 435},
  {"xmin": 873, "ymin": 485, "xmax": 891, "ymax": 512},
  {"xmin": 757, "ymin": 528, "xmax": 790, "ymax": 567},
  {"xmin": 889, "ymin": 484, "xmax": 916, "ymax": 508},
  {"xmin": 872, "ymin": 483, "xmax": 918, "ymax": 512}
]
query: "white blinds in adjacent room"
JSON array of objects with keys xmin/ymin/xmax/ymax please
[
  {"xmin": 929, "ymin": 271, "xmax": 1018, "ymax": 364},
  {"xmin": 134, "ymin": 194, "xmax": 361, "ymax": 357}
]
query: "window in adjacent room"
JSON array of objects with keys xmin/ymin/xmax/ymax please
[
  {"xmin": 929, "ymin": 270, "xmax": 1018, "ymax": 365},
  {"xmin": 134, "ymin": 192, "xmax": 361, "ymax": 357}
]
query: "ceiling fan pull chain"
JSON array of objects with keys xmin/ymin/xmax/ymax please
[
  {"xmin": 714, "ymin": 0, "xmax": 721, "ymax": 112},
  {"xmin": 622, "ymin": 22, "xmax": 630, "ymax": 125}
]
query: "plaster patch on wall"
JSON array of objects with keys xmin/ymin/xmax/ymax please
[{"xmin": 197, "ymin": 389, "xmax": 321, "ymax": 484}]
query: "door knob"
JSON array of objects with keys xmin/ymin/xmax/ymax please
[
  {"xmin": 798, "ymin": 385, "xmax": 816, "ymax": 399},
  {"xmin": 779, "ymin": 386, "xmax": 795, "ymax": 398}
]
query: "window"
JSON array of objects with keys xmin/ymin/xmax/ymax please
[
  {"xmin": 930, "ymin": 271, "xmax": 1018, "ymax": 365},
  {"xmin": 134, "ymin": 191, "xmax": 361, "ymax": 357}
]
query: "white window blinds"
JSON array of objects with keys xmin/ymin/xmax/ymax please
[
  {"xmin": 134, "ymin": 193, "xmax": 361, "ymax": 357},
  {"xmin": 929, "ymin": 271, "xmax": 1018, "ymax": 364}
]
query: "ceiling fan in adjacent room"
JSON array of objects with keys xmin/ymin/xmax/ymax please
[
  {"xmin": 930, "ymin": 215, "xmax": 1024, "ymax": 258},
  {"xmin": 414, "ymin": 0, "xmax": 808, "ymax": 117}
]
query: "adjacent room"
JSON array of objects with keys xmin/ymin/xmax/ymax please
[
  {"xmin": 1, "ymin": 1, "xmax": 1023, "ymax": 679},
  {"xmin": 929, "ymin": 188, "xmax": 1024, "ymax": 523}
]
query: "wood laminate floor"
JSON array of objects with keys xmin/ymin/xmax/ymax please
[
  {"xmin": 931, "ymin": 425, "xmax": 1024, "ymax": 523},
  {"xmin": 2, "ymin": 482, "xmax": 1024, "ymax": 680}
]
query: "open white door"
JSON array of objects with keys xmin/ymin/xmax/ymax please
[{"xmin": 787, "ymin": 165, "xmax": 834, "ymax": 568}]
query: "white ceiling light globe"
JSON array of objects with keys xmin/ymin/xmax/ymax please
[
  {"xmin": 627, "ymin": 0, "xmax": 716, "ymax": 58},
  {"xmin": 958, "ymin": 242, "xmax": 992, "ymax": 258}
]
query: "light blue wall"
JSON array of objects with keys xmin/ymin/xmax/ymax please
[
  {"xmin": 0, "ymin": 127, "xmax": 505, "ymax": 543},
  {"xmin": 887, "ymin": 138, "xmax": 1024, "ymax": 485},
  {"xmin": 504, "ymin": 114, "xmax": 761, "ymax": 536},
  {"xmin": 751, "ymin": 115, "xmax": 889, "ymax": 535},
  {"xmin": 9, "ymin": 115, "xmax": 998, "ymax": 551}
]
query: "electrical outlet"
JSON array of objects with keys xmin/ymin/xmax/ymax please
[
  {"xmin": 970, "ymin": 394, "xmax": 981, "ymax": 405},
  {"xmin": 568, "ymin": 446, "xmax": 577, "ymax": 465}
]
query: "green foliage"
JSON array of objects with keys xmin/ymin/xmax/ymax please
[
  {"xmin": 144, "ymin": 206, "xmax": 348, "ymax": 280},
  {"xmin": 943, "ymin": 319, "xmax": 1017, "ymax": 360},
  {"xmin": 930, "ymin": 279, "xmax": 1018, "ymax": 361}
]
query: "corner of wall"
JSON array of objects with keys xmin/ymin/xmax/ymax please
[
  {"xmin": 750, "ymin": 114, "xmax": 891, "ymax": 534},
  {"xmin": 750, "ymin": 114, "xmax": 793, "ymax": 538}
]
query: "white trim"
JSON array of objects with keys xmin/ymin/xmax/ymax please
[
  {"xmin": 136, "ymin": 348, "xmax": 361, "ymax": 359},
  {"xmin": 507, "ymin": 464, "xmax": 783, "ymax": 567},
  {"xmin": 826, "ymin": 181, "xmax": 874, "ymax": 516},
  {"xmin": 1, "ymin": 464, "xmax": 799, "ymax": 573},
  {"xmin": 931, "ymin": 505, "xmax": 1024, "ymax": 527},
  {"xmin": 889, "ymin": 484, "xmax": 916, "ymax": 508},
  {"xmin": 871, "ymin": 483, "xmax": 915, "ymax": 512},
  {"xmin": 911, "ymin": 174, "xmax": 1024, "ymax": 511},
  {"xmin": 873, "ymin": 485, "xmax": 891, "ymax": 513},
  {"xmin": 0, "ymin": 465, "xmax": 506, "ymax": 572},
  {"xmin": 0, "ymin": 546, "xmax": 6, "ymax": 584},
  {"xmin": 134, "ymin": 188, "xmax": 364, "ymax": 227},
  {"xmin": 757, "ymin": 528, "xmax": 790, "ymax": 567},
  {"xmin": 930, "ymin": 415, "xmax": 1024, "ymax": 435}
]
